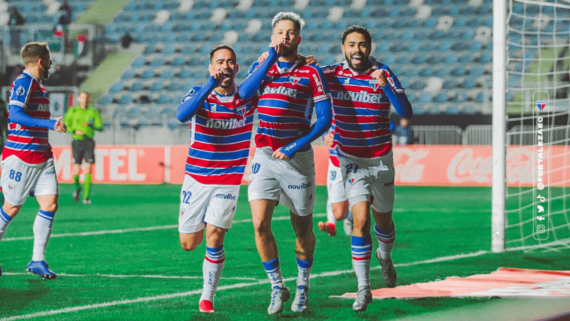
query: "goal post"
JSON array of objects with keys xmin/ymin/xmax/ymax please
[{"xmin": 492, "ymin": 0, "xmax": 507, "ymax": 253}]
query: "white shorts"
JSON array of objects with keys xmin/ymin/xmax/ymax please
[
  {"xmin": 327, "ymin": 159, "xmax": 346, "ymax": 204},
  {"xmin": 338, "ymin": 150, "xmax": 395, "ymax": 213},
  {"xmin": 1, "ymin": 156, "xmax": 59, "ymax": 206},
  {"xmin": 178, "ymin": 175, "xmax": 240, "ymax": 234},
  {"xmin": 248, "ymin": 147, "xmax": 316, "ymax": 216}
]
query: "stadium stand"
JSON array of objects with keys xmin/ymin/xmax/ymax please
[
  {"xmin": 92, "ymin": 0, "xmax": 551, "ymax": 127},
  {"xmin": 1, "ymin": 0, "xmax": 92, "ymax": 26}
]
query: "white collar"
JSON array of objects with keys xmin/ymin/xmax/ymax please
[{"xmin": 23, "ymin": 70, "xmax": 40, "ymax": 82}]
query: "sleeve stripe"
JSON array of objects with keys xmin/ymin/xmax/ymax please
[{"xmin": 9, "ymin": 101, "xmax": 25, "ymax": 107}]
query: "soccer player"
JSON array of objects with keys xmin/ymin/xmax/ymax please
[
  {"xmin": 317, "ymin": 122, "xmax": 353, "ymax": 237},
  {"xmin": 64, "ymin": 91, "xmax": 102, "ymax": 204},
  {"xmin": 0, "ymin": 42, "xmax": 67, "ymax": 279},
  {"xmin": 176, "ymin": 43, "xmax": 282, "ymax": 313},
  {"xmin": 320, "ymin": 26, "xmax": 413, "ymax": 312},
  {"xmin": 247, "ymin": 12, "xmax": 333, "ymax": 315}
]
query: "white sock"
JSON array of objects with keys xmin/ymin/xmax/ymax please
[
  {"xmin": 32, "ymin": 210, "xmax": 54, "ymax": 262},
  {"xmin": 374, "ymin": 223, "xmax": 395, "ymax": 260},
  {"xmin": 326, "ymin": 199, "xmax": 336, "ymax": 223},
  {"xmin": 0, "ymin": 208, "xmax": 13, "ymax": 242},
  {"xmin": 346, "ymin": 210, "xmax": 353, "ymax": 222},
  {"xmin": 262, "ymin": 257, "xmax": 285, "ymax": 289},
  {"xmin": 296, "ymin": 258, "xmax": 313, "ymax": 288},
  {"xmin": 352, "ymin": 235, "xmax": 372, "ymax": 288},
  {"xmin": 200, "ymin": 245, "xmax": 225, "ymax": 302}
]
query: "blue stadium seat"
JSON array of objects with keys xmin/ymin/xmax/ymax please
[
  {"xmin": 182, "ymin": 45, "xmax": 195, "ymax": 55},
  {"xmin": 475, "ymin": 92, "xmax": 485, "ymax": 103},
  {"xmin": 398, "ymin": 55, "xmax": 412, "ymax": 65},
  {"xmin": 127, "ymin": 107, "xmax": 142, "ymax": 118},
  {"xmin": 119, "ymin": 94, "xmax": 133, "ymax": 105},
  {"xmin": 451, "ymin": 42, "xmax": 466, "ymax": 51},
  {"xmin": 461, "ymin": 105, "xmax": 477, "ymax": 115},
  {"xmin": 427, "ymin": 55, "xmax": 442, "ymax": 64},
  {"xmin": 162, "ymin": 44, "xmax": 176, "ymax": 55},
  {"xmin": 106, "ymin": 34, "xmax": 121, "ymax": 43},
  {"xmin": 150, "ymin": 81, "xmax": 164, "ymax": 92},
  {"xmin": 460, "ymin": 53, "xmax": 475, "ymax": 63},
  {"xmin": 134, "ymin": 23, "xmax": 146, "ymax": 33},
  {"xmin": 164, "ymin": 33, "xmax": 177, "ymax": 43},
  {"xmin": 413, "ymin": 106, "xmax": 424, "ymax": 115},
  {"xmin": 436, "ymin": 66, "xmax": 451, "ymax": 76},
  {"xmin": 140, "ymin": 69, "xmax": 155, "ymax": 80},
  {"xmin": 382, "ymin": 54, "xmax": 397, "ymax": 65},
  {"xmin": 438, "ymin": 40, "xmax": 451, "ymax": 51},
  {"xmin": 479, "ymin": 53, "xmax": 492, "ymax": 63},
  {"xmin": 469, "ymin": 65, "xmax": 485, "ymax": 77},
  {"xmin": 431, "ymin": 30, "xmax": 445, "ymax": 40},
  {"xmin": 406, "ymin": 93, "xmax": 417, "ymax": 103},
  {"xmin": 485, "ymin": 40, "xmax": 492, "ymax": 51},
  {"xmin": 129, "ymin": 12, "xmax": 140, "ymax": 22},
  {"xmin": 402, "ymin": 30, "xmax": 414, "ymax": 41},
  {"xmin": 160, "ymin": 68, "xmax": 176, "ymax": 79},
  {"xmin": 171, "ymin": 56, "xmax": 186, "ymax": 67},
  {"xmin": 451, "ymin": 66, "xmax": 467, "ymax": 77},
  {"xmin": 424, "ymin": 105, "xmax": 441, "ymax": 115},
  {"xmin": 409, "ymin": 80, "xmax": 426, "ymax": 90},
  {"xmin": 434, "ymin": 92, "xmax": 449, "ymax": 103},
  {"xmin": 98, "ymin": 95, "xmax": 112, "ymax": 107},
  {"xmin": 322, "ymin": 56, "xmax": 335, "ymax": 66},
  {"xmin": 405, "ymin": 66, "xmax": 419, "ymax": 77},
  {"xmin": 420, "ymin": 67, "xmax": 434, "ymax": 77},
  {"xmin": 178, "ymin": 68, "xmax": 192, "ymax": 79},
  {"xmin": 412, "ymin": 54, "xmax": 426, "ymax": 64},
  {"xmin": 408, "ymin": 42, "xmax": 420, "ymax": 52},
  {"xmin": 462, "ymin": 78, "xmax": 476, "ymax": 89},
  {"xmin": 144, "ymin": 44, "xmax": 156, "ymax": 54},
  {"xmin": 454, "ymin": 17, "xmax": 467, "ymax": 28},
  {"xmin": 462, "ymin": 29, "xmax": 475, "ymax": 39},
  {"xmin": 424, "ymin": 18, "xmax": 437, "ymax": 28},
  {"xmin": 130, "ymin": 81, "xmax": 144, "ymax": 92},
  {"xmin": 109, "ymin": 82, "xmax": 124, "ymax": 94},
  {"xmin": 446, "ymin": 106, "xmax": 459, "ymax": 115},
  {"xmin": 113, "ymin": 105, "xmax": 127, "ymax": 118},
  {"xmin": 156, "ymin": 94, "xmax": 170, "ymax": 105},
  {"xmin": 469, "ymin": 41, "xmax": 483, "ymax": 51},
  {"xmin": 150, "ymin": 56, "xmax": 166, "ymax": 68},
  {"xmin": 454, "ymin": 92, "xmax": 467, "ymax": 103},
  {"xmin": 418, "ymin": 92, "xmax": 433, "ymax": 103},
  {"xmin": 105, "ymin": 24, "xmax": 117, "ymax": 34},
  {"xmin": 132, "ymin": 56, "xmax": 146, "ymax": 68},
  {"xmin": 167, "ymin": 120, "xmax": 180, "ymax": 131},
  {"xmin": 415, "ymin": 29, "xmax": 430, "ymax": 40},
  {"xmin": 168, "ymin": 82, "xmax": 183, "ymax": 91},
  {"xmin": 442, "ymin": 79, "xmax": 458, "ymax": 90},
  {"xmin": 163, "ymin": 107, "xmax": 176, "ymax": 117},
  {"xmin": 122, "ymin": 69, "xmax": 135, "ymax": 80},
  {"xmin": 421, "ymin": 42, "xmax": 437, "ymax": 51}
]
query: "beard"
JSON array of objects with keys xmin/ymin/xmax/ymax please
[
  {"xmin": 220, "ymin": 78, "xmax": 233, "ymax": 89},
  {"xmin": 39, "ymin": 66, "xmax": 50, "ymax": 80},
  {"xmin": 345, "ymin": 52, "xmax": 370, "ymax": 72},
  {"xmin": 282, "ymin": 43, "xmax": 299, "ymax": 58}
]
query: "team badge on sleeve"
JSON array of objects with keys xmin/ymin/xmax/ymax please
[{"xmin": 16, "ymin": 86, "xmax": 26, "ymax": 96}]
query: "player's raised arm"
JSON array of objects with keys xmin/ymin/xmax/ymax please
[
  {"xmin": 277, "ymin": 67, "xmax": 333, "ymax": 160},
  {"xmin": 239, "ymin": 43, "xmax": 283, "ymax": 100},
  {"xmin": 372, "ymin": 67, "xmax": 413, "ymax": 119},
  {"xmin": 176, "ymin": 75, "xmax": 222, "ymax": 123}
]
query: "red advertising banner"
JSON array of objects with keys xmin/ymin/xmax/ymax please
[
  {"xmin": 52, "ymin": 145, "xmax": 569, "ymax": 186},
  {"xmin": 53, "ymin": 145, "xmax": 165, "ymax": 184}
]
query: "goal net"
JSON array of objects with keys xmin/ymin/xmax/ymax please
[{"xmin": 500, "ymin": 0, "xmax": 570, "ymax": 252}]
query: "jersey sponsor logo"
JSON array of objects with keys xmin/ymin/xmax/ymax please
[
  {"xmin": 45, "ymin": 170, "xmax": 55, "ymax": 175},
  {"xmin": 15, "ymin": 86, "xmax": 26, "ymax": 96},
  {"xmin": 386, "ymin": 74, "xmax": 396, "ymax": 88},
  {"xmin": 369, "ymin": 80, "xmax": 382, "ymax": 91},
  {"xmin": 335, "ymin": 90, "xmax": 383, "ymax": 103},
  {"xmin": 214, "ymin": 193, "xmax": 236, "ymax": 200},
  {"xmin": 37, "ymin": 104, "xmax": 50, "ymax": 112},
  {"xmin": 283, "ymin": 143, "xmax": 296, "ymax": 151},
  {"xmin": 262, "ymin": 86, "xmax": 297, "ymax": 98},
  {"xmin": 289, "ymin": 76, "xmax": 302, "ymax": 85},
  {"xmin": 312, "ymin": 74, "xmax": 323, "ymax": 93},
  {"xmin": 297, "ymin": 69, "xmax": 310, "ymax": 73},
  {"xmin": 205, "ymin": 118, "xmax": 247, "ymax": 129},
  {"xmin": 287, "ymin": 182, "xmax": 312, "ymax": 189}
]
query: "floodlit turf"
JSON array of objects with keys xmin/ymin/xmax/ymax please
[{"xmin": 1, "ymin": 185, "xmax": 569, "ymax": 320}]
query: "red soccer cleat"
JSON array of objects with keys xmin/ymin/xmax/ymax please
[
  {"xmin": 318, "ymin": 221, "xmax": 337, "ymax": 236},
  {"xmin": 199, "ymin": 300, "xmax": 215, "ymax": 313}
]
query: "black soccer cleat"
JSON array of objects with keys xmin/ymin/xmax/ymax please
[{"xmin": 73, "ymin": 189, "xmax": 81, "ymax": 203}]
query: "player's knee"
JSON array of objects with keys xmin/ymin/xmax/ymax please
[
  {"xmin": 180, "ymin": 240, "xmax": 199, "ymax": 252},
  {"xmin": 3, "ymin": 205, "xmax": 20, "ymax": 217},
  {"xmin": 333, "ymin": 206, "xmax": 348, "ymax": 221},
  {"xmin": 292, "ymin": 218, "xmax": 313, "ymax": 237},
  {"xmin": 252, "ymin": 217, "xmax": 271, "ymax": 235},
  {"xmin": 42, "ymin": 202, "xmax": 58, "ymax": 213}
]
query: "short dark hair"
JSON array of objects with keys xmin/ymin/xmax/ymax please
[
  {"xmin": 21, "ymin": 42, "xmax": 50, "ymax": 65},
  {"xmin": 209, "ymin": 45, "xmax": 236, "ymax": 62},
  {"xmin": 341, "ymin": 25, "xmax": 372, "ymax": 45}
]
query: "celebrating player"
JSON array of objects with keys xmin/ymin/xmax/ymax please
[
  {"xmin": 175, "ymin": 43, "xmax": 281, "ymax": 313},
  {"xmin": 247, "ymin": 12, "xmax": 332, "ymax": 315},
  {"xmin": 320, "ymin": 26, "xmax": 413, "ymax": 312},
  {"xmin": 0, "ymin": 42, "xmax": 67, "ymax": 279},
  {"xmin": 317, "ymin": 121, "xmax": 353, "ymax": 237},
  {"xmin": 64, "ymin": 91, "xmax": 103, "ymax": 204}
]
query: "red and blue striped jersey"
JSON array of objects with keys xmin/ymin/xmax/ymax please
[
  {"xmin": 321, "ymin": 59, "xmax": 404, "ymax": 159},
  {"xmin": 328, "ymin": 118, "xmax": 340, "ymax": 167},
  {"xmin": 248, "ymin": 60, "xmax": 331, "ymax": 151},
  {"xmin": 4, "ymin": 71, "xmax": 53, "ymax": 164},
  {"xmin": 183, "ymin": 86, "xmax": 257, "ymax": 185}
]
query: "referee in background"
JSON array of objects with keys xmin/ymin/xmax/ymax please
[{"xmin": 64, "ymin": 91, "xmax": 102, "ymax": 204}]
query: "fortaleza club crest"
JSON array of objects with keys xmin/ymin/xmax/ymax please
[
  {"xmin": 536, "ymin": 100, "xmax": 547, "ymax": 111},
  {"xmin": 289, "ymin": 76, "xmax": 301, "ymax": 86},
  {"xmin": 369, "ymin": 80, "xmax": 382, "ymax": 91}
]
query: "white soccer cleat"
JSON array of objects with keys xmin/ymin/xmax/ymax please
[
  {"xmin": 83, "ymin": 198, "xmax": 92, "ymax": 205},
  {"xmin": 376, "ymin": 249, "xmax": 397, "ymax": 288},
  {"xmin": 291, "ymin": 285, "xmax": 309, "ymax": 312},
  {"xmin": 352, "ymin": 286, "xmax": 372, "ymax": 312},
  {"xmin": 267, "ymin": 286, "xmax": 290, "ymax": 315},
  {"xmin": 343, "ymin": 216, "xmax": 353, "ymax": 236}
]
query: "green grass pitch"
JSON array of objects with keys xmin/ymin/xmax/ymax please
[{"xmin": 1, "ymin": 185, "xmax": 569, "ymax": 320}]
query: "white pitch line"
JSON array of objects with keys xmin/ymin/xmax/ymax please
[
  {"xmin": 2, "ymin": 273, "xmax": 258, "ymax": 281},
  {"xmin": 2, "ymin": 213, "xmax": 327, "ymax": 242},
  {"xmin": 0, "ymin": 251, "xmax": 489, "ymax": 321}
]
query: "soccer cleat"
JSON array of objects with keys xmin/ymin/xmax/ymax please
[
  {"xmin": 199, "ymin": 300, "xmax": 214, "ymax": 313},
  {"xmin": 352, "ymin": 286, "xmax": 372, "ymax": 312},
  {"xmin": 27, "ymin": 260, "xmax": 57, "ymax": 280},
  {"xmin": 318, "ymin": 221, "xmax": 337, "ymax": 236},
  {"xmin": 343, "ymin": 216, "xmax": 353, "ymax": 236},
  {"xmin": 291, "ymin": 285, "xmax": 309, "ymax": 312},
  {"xmin": 376, "ymin": 249, "xmax": 397, "ymax": 288},
  {"xmin": 73, "ymin": 189, "xmax": 81, "ymax": 203},
  {"xmin": 267, "ymin": 286, "xmax": 290, "ymax": 315},
  {"xmin": 83, "ymin": 198, "xmax": 92, "ymax": 205}
]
